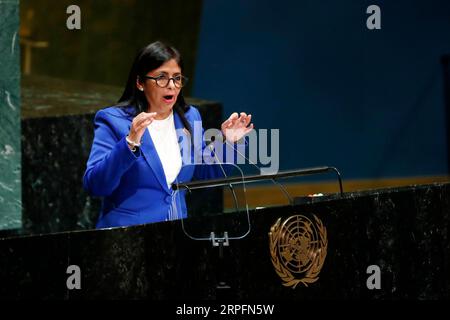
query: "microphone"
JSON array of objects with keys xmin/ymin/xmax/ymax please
[
  {"xmin": 222, "ymin": 137, "xmax": 294, "ymax": 206},
  {"xmin": 206, "ymin": 137, "xmax": 240, "ymax": 212}
]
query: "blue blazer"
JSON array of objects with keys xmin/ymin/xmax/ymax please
[{"xmin": 83, "ymin": 105, "xmax": 223, "ymax": 228}]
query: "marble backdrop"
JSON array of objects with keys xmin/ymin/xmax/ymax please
[{"xmin": 0, "ymin": 0, "xmax": 21, "ymax": 230}]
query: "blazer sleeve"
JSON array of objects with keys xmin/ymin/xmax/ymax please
[{"xmin": 83, "ymin": 109, "xmax": 140, "ymax": 197}]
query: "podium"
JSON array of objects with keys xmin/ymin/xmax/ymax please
[{"xmin": 0, "ymin": 180, "xmax": 449, "ymax": 299}]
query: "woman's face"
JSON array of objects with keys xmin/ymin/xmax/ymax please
[{"xmin": 137, "ymin": 58, "xmax": 182, "ymax": 119}]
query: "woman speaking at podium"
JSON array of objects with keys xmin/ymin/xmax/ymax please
[{"xmin": 83, "ymin": 41, "xmax": 253, "ymax": 228}]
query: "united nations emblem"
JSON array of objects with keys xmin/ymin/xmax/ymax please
[{"xmin": 269, "ymin": 214, "xmax": 328, "ymax": 288}]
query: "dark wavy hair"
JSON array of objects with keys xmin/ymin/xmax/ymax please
[{"xmin": 117, "ymin": 41, "xmax": 192, "ymax": 134}]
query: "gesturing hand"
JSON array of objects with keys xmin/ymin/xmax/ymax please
[
  {"xmin": 127, "ymin": 112, "xmax": 157, "ymax": 146},
  {"xmin": 221, "ymin": 112, "xmax": 254, "ymax": 143}
]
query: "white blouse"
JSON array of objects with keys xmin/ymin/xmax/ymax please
[{"xmin": 147, "ymin": 111, "xmax": 182, "ymax": 189}]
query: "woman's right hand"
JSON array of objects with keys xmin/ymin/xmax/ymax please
[{"xmin": 127, "ymin": 112, "xmax": 157, "ymax": 146}]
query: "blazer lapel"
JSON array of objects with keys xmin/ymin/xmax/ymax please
[{"xmin": 140, "ymin": 128, "xmax": 171, "ymax": 194}]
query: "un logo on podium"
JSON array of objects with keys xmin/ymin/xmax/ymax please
[{"xmin": 269, "ymin": 214, "xmax": 328, "ymax": 288}]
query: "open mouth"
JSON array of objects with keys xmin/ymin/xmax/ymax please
[{"xmin": 163, "ymin": 95, "xmax": 175, "ymax": 103}]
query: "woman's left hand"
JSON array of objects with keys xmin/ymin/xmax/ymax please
[{"xmin": 221, "ymin": 112, "xmax": 254, "ymax": 143}]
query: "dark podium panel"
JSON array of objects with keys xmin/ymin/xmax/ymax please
[{"xmin": 0, "ymin": 182, "xmax": 449, "ymax": 299}]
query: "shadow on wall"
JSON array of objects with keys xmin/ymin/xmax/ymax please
[{"xmin": 19, "ymin": 0, "xmax": 203, "ymax": 95}]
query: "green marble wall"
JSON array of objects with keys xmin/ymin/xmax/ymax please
[{"xmin": 0, "ymin": 0, "xmax": 21, "ymax": 229}]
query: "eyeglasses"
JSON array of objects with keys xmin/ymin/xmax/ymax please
[{"xmin": 143, "ymin": 75, "xmax": 188, "ymax": 88}]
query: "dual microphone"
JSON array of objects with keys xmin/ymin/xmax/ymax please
[{"xmin": 206, "ymin": 135, "xmax": 294, "ymax": 206}]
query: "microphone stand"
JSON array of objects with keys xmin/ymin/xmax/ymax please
[
  {"xmin": 207, "ymin": 140, "xmax": 240, "ymax": 213},
  {"xmin": 207, "ymin": 140, "xmax": 234, "ymax": 299},
  {"xmin": 224, "ymin": 139, "xmax": 295, "ymax": 205}
]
